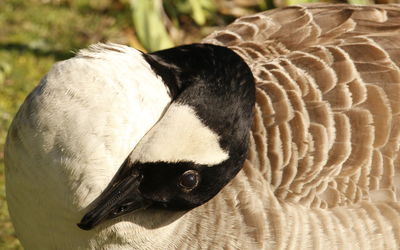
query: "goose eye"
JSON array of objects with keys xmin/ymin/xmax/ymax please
[{"xmin": 179, "ymin": 170, "xmax": 200, "ymax": 190}]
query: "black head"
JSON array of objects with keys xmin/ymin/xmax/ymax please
[{"xmin": 78, "ymin": 44, "xmax": 255, "ymax": 230}]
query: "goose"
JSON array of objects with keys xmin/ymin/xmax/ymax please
[{"xmin": 5, "ymin": 3, "xmax": 400, "ymax": 249}]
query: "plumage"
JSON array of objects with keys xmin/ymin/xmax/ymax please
[
  {"xmin": 5, "ymin": 3, "xmax": 400, "ymax": 249},
  {"xmin": 77, "ymin": 44, "xmax": 255, "ymax": 229}
]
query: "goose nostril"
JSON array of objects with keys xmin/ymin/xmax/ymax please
[{"xmin": 114, "ymin": 205, "xmax": 128, "ymax": 215}]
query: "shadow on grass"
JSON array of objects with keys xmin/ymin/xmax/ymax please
[{"xmin": 0, "ymin": 43, "xmax": 74, "ymax": 61}]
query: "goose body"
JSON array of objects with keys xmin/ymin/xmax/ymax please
[{"xmin": 5, "ymin": 4, "xmax": 400, "ymax": 249}]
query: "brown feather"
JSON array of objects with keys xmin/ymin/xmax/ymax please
[{"xmin": 199, "ymin": 4, "xmax": 400, "ymax": 248}]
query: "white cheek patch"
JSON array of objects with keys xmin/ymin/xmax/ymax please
[{"xmin": 129, "ymin": 104, "xmax": 229, "ymax": 166}]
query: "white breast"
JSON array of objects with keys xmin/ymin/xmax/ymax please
[{"xmin": 5, "ymin": 43, "xmax": 171, "ymax": 248}]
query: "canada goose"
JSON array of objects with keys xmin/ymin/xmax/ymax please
[{"xmin": 5, "ymin": 3, "xmax": 400, "ymax": 249}]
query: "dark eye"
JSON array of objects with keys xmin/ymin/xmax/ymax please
[{"xmin": 179, "ymin": 170, "xmax": 200, "ymax": 190}]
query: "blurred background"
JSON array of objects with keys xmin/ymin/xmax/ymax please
[{"xmin": 0, "ymin": 0, "xmax": 398, "ymax": 248}]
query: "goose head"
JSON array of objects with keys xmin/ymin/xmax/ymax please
[{"xmin": 78, "ymin": 43, "xmax": 256, "ymax": 230}]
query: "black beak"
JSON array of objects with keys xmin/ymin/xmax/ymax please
[{"xmin": 77, "ymin": 160, "xmax": 152, "ymax": 230}]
